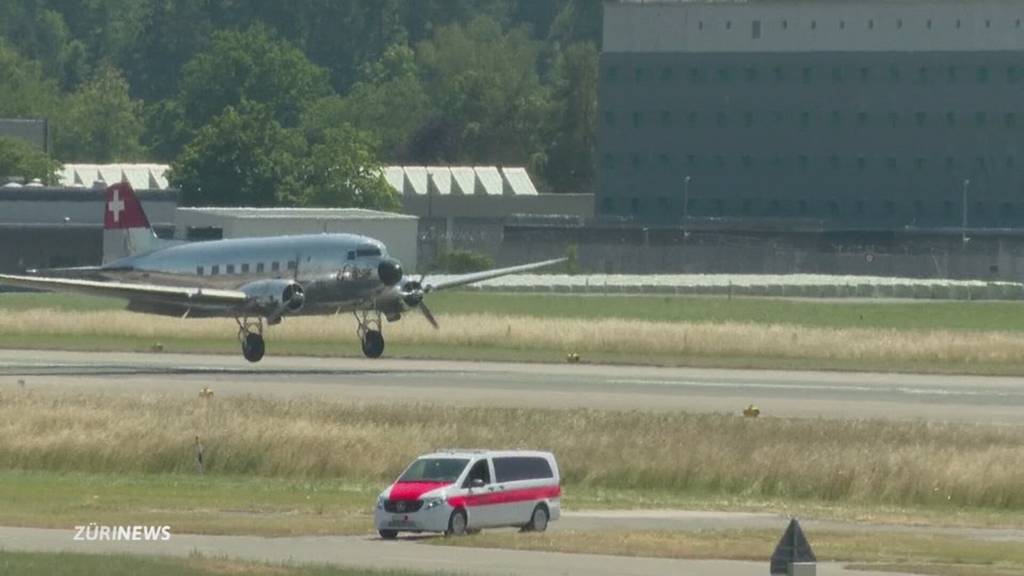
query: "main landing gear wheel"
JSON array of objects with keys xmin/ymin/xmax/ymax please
[
  {"xmin": 354, "ymin": 310, "xmax": 385, "ymax": 359},
  {"xmin": 361, "ymin": 330, "xmax": 385, "ymax": 358},
  {"xmin": 378, "ymin": 529, "xmax": 398, "ymax": 540},
  {"xmin": 237, "ymin": 317, "xmax": 265, "ymax": 363}
]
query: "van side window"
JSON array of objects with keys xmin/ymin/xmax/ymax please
[
  {"xmin": 462, "ymin": 459, "xmax": 490, "ymax": 488},
  {"xmin": 494, "ymin": 457, "xmax": 553, "ymax": 483}
]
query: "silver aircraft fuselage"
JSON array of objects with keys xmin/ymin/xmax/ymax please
[{"xmin": 100, "ymin": 233, "xmax": 397, "ymax": 317}]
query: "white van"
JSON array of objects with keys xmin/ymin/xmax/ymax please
[{"xmin": 374, "ymin": 450, "xmax": 561, "ymax": 539}]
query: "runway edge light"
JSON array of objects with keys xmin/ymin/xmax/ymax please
[{"xmin": 769, "ymin": 518, "xmax": 816, "ymax": 576}]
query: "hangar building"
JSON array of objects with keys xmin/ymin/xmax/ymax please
[{"xmin": 599, "ymin": 0, "xmax": 1024, "ymax": 230}]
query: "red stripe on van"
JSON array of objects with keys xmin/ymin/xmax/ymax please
[
  {"xmin": 388, "ymin": 481, "xmax": 450, "ymax": 501},
  {"xmin": 448, "ymin": 485, "xmax": 561, "ymax": 508}
]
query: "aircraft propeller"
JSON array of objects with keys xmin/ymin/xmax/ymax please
[{"xmin": 400, "ymin": 275, "xmax": 439, "ymax": 329}]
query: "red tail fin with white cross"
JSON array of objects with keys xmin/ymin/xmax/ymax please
[{"xmin": 102, "ymin": 182, "xmax": 161, "ymax": 263}]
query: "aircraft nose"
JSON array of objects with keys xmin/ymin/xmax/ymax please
[{"xmin": 378, "ymin": 258, "xmax": 403, "ymax": 286}]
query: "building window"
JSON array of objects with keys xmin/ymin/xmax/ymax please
[
  {"xmin": 860, "ymin": 67, "xmax": 869, "ymax": 82},
  {"xmin": 774, "ymin": 67, "xmax": 784, "ymax": 81},
  {"xmin": 889, "ymin": 66, "xmax": 900, "ymax": 83},
  {"xmin": 687, "ymin": 154, "xmax": 697, "ymax": 167},
  {"xmin": 196, "ymin": 266, "xmax": 204, "ymax": 276},
  {"xmin": 630, "ymin": 198, "xmax": 640, "ymax": 214},
  {"xmin": 977, "ymin": 67, "xmax": 989, "ymax": 83},
  {"xmin": 829, "ymin": 155, "xmax": 840, "ymax": 169},
  {"xmin": 632, "ymin": 111, "xmax": 642, "ymax": 128},
  {"xmin": 698, "ymin": 21, "xmax": 704, "ymax": 30},
  {"xmin": 752, "ymin": 20, "xmax": 761, "ymax": 39},
  {"xmin": 742, "ymin": 155, "xmax": 752, "ymax": 168},
  {"xmin": 717, "ymin": 112, "xmax": 728, "ymax": 127},
  {"xmin": 602, "ymin": 154, "xmax": 615, "ymax": 170},
  {"xmin": 226, "ymin": 264, "xmax": 235, "ymax": 274},
  {"xmin": 889, "ymin": 112, "xmax": 899, "ymax": 128},
  {"xmin": 689, "ymin": 67, "xmax": 700, "ymax": 83},
  {"xmin": 857, "ymin": 156, "xmax": 866, "ymax": 171},
  {"xmin": 1008, "ymin": 67, "xmax": 1019, "ymax": 83},
  {"xmin": 915, "ymin": 157, "xmax": 926, "ymax": 170},
  {"xmin": 241, "ymin": 263, "xmax": 249, "ymax": 273},
  {"xmin": 800, "ymin": 111, "xmax": 810, "ymax": 128},
  {"xmin": 745, "ymin": 67, "xmax": 758, "ymax": 82},
  {"xmin": 831, "ymin": 110, "xmax": 841, "ymax": 125},
  {"xmin": 687, "ymin": 111, "xmax": 697, "ymax": 126},
  {"xmin": 857, "ymin": 112, "xmax": 868, "ymax": 126},
  {"xmin": 948, "ymin": 66, "xmax": 957, "ymax": 83},
  {"xmin": 717, "ymin": 68, "xmax": 731, "ymax": 82},
  {"xmin": 256, "ymin": 262, "xmax": 264, "ymax": 273},
  {"xmin": 715, "ymin": 155, "xmax": 726, "ymax": 168},
  {"xmin": 839, "ymin": 20, "xmax": 846, "ymax": 30},
  {"xmin": 956, "ymin": 18, "xmax": 961, "ymax": 29},
  {"xmin": 211, "ymin": 265, "xmax": 219, "ymax": 275},
  {"xmin": 1006, "ymin": 113, "xmax": 1017, "ymax": 127},
  {"xmin": 601, "ymin": 197, "xmax": 613, "ymax": 214},
  {"xmin": 945, "ymin": 157, "xmax": 955, "ymax": 171},
  {"xmin": 782, "ymin": 19, "xmax": 789, "ymax": 30},
  {"xmin": 658, "ymin": 154, "xmax": 670, "ymax": 167},
  {"xmin": 661, "ymin": 110, "xmax": 672, "ymax": 125},
  {"xmin": 986, "ymin": 19, "xmax": 992, "ymax": 28},
  {"xmin": 799, "ymin": 155, "xmax": 809, "ymax": 170},
  {"xmin": 887, "ymin": 157, "xmax": 898, "ymax": 170},
  {"xmin": 1007, "ymin": 156, "xmax": 1015, "ymax": 169},
  {"xmin": 915, "ymin": 112, "xmax": 926, "ymax": 126},
  {"xmin": 868, "ymin": 19, "xmax": 874, "ymax": 29},
  {"xmin": 605, "ymin": 111, "xmax": 615, "ymax": 126},
  {"xmin": 725, "ymin": 20, "xmax": 732, "ymax": 30},
  {"xmin": 271, "ymin": 262, "xmax": 280, "ymax": 272},
  {"xmin": 977, "ymin": 157, "xmax": 988, "ymax": 171},
  {"xmin": 287, "ymin": 260, "xmax": 297, "ymax": 271},
  {"xmin": 811, "ymin": 20, "xmax": 817, "ymax": 30},
  {"xmin": 917, "ymin": 67, "xmax": 928, "ymax": 83},
  {"xmin": 744, "ymin": 111, "xmax": 754, "ymax": 127},
  {"xmin": 976, "ymin": 111, "xmax": 987, "ymax": 126},
  {"xmin": 897, "ymin": 18, "xmax": 903, "ymax": 29},
  {"xmin": 926, "ymin": 18, "xmax": 933, "ymax": 29},
  {"xmin": 831, "ymin": 67, "xmax": 843, "ymax": 83},
  {"xmin": 660, "ymin": 67, "xmax": 672, "ymax": 81},
  {"xmin": 802, "ymin": 67, "xmax": 812, "ymax": 83},
  {"xmin": 946, "ymin": 111, "xmax": 956, "ymax": 126}
]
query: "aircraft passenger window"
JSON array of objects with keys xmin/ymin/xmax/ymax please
[
  {"xmin": 256, "ymin": 263, "xmax": 264, "ymax": 273},
  {"xmin": 272, "ymin": 262, "xmax": 280, "ymax": 272},
  {"xmin": 241, "ymin": 263, "xmax": 249, "ymax": 273},
  {"xmin": 196, "ymin": 266, "xmax": 204, "ymax": 276},
  {"xmin": 226, "ymin": 265, "xmax": 235, "ymax": 274},
  {"xmin": 211, "ymin": 265, "xmax": 219, "ymax": 275}
]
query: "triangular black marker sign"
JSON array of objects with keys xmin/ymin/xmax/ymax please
[{"xmin": 770, "ymin": 518, "xmax": 816, "ymax": 575}]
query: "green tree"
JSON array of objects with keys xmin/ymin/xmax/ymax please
[
  {"xmin": 414, "ymin": 16, "xmax": 549, "ymax": 166},
  {"xmin": 0, "ymin": 137, "xmax": 59, "ymax": 184},
  {"xmin": 543, "ymin": 42, "xmax": 598, "ymax": 193},
  {"xmin": 170, "ymin": 102, "xmax": 305, "ymax": 207},
  {"xmin": 300, "ymin": 125, "xmax": 400, "ymax": 211},
  {"xmin": 0, "ymin": 41, "xmax": 59, "ymax": 118},
  {"xmin": 52, "ymin": 65, "xmax": 146, "ymax": 162},
  {"xmin": 303, "ymin": 44, "xmax": 432, "ymax": 160},
  {"xmin": 178, "ymin": 25, "xmax": 331, "ymax": 132}
]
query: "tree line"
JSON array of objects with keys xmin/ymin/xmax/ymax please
[{"xmin": 0, "ymin": 1, "xmax": 600, "ymax": 209}]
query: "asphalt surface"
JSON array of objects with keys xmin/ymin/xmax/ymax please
[
  {"xmin": 2, "ymin": 349, "xmax": 1024, "ymax": 423},
  {"xmin": 0, "ymin": 526, "xmax": 913, "ymax": 576}
]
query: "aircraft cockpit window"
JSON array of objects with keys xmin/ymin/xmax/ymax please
[{"xmin": 356, "ymin": 246, "xmax": 382, "ymax": 257}]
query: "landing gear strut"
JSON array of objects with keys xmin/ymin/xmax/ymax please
[
  {"xmin": 236, "ymin": 317, "xmax": 265, "ymax": 363},
  {"xmin": 355, "ymin": 310, "xmax": 385, "ymax": 358}
]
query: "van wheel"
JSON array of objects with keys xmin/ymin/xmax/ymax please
[
  {"xmin": 378, "ymin": 529, "xmax": 398, "ymax": 540},
  {"xmin": 446, "ymin": 509, "xmax": 467, "ymax": 537},
  {"xmin": 523, "ymin": 504, "xmax": 549, "ymax": 533}
]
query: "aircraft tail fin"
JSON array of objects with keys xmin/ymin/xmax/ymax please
[{"xmin": 102, "ymin": 182, "xmax": 162, "ymax": 263}]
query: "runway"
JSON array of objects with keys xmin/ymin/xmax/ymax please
[{"xmin": 1, "ymin": 349, "xmax": 1023, "ymax": 423}]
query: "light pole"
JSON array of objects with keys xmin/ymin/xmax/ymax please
[
  {"xmin": 683, "ymin": 175, "xmax": 691, "ymax": 222},
  {"xmin": 961, "ymin": 178, "xmax": 970, "ymax": 245}
]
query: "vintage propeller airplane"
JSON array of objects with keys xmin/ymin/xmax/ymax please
[{"xmin": 0, "ymin": 182, "xmax": 563, "ymax": 362}]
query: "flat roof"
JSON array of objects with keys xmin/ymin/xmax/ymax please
[{"xmin": 177, "ymin": 207, "xmax": 417, "ymax": 221}]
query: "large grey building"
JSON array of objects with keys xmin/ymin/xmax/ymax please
[{"xmin": 599, "ymin": 0, "xmax": 1024, "ymax": 230}]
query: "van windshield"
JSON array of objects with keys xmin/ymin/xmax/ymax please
[{"xmin": 398, "ymin": 458, "xmax": 469, "ymax": 483}]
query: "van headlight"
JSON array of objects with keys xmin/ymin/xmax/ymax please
[
  {"xmin": 421, "ymin": 497, "xmax": 444, "ymax": 510},
  {"xmin": 376, "ymin": 495, "xmax": 387, "ymax": 510}
]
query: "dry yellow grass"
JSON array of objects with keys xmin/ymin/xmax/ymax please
[
  {"xmin": 4, "ymin": 308, "xmax": 1024, "ymax": 365},
  {"xmin": 1, "ymin": 391, "xmax": 1023, "ymax": 510}
]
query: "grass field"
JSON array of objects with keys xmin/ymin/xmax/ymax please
[
  {"xmin": 1, "ymin": 391, "xmax": 1022, "ymax": 528},
  {"xmin": 7, "ymin": 293, "xmax": 1024, "ymax": 373},
  {"xmin": 431, "ymin": 529, "xmax": 1024, "ymax": 576},
  {"xmin": 0, "ymin": 551, "xmax": 455, "ymax": 576}
]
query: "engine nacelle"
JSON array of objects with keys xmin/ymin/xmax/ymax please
[{"xmin": 240, "ymin": 279, "xmax": 306, "ymax": 316}]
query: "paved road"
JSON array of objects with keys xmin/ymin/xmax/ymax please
[
  {"xmin": 0, "ymin": 526, "xmax": 914, "ymax": 576},
  {"xmin": 2, "ymin": 349, "xmax": 1024, "ymax": 423}
]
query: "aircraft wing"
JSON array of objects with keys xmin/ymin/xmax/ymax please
[
  {"xmin": 0, "ymin": 273, "xmax": 248, "ymax": 308},
  {"xmin": 425, "ymin": 258, "xmax": 567, "ymax": 292}
]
